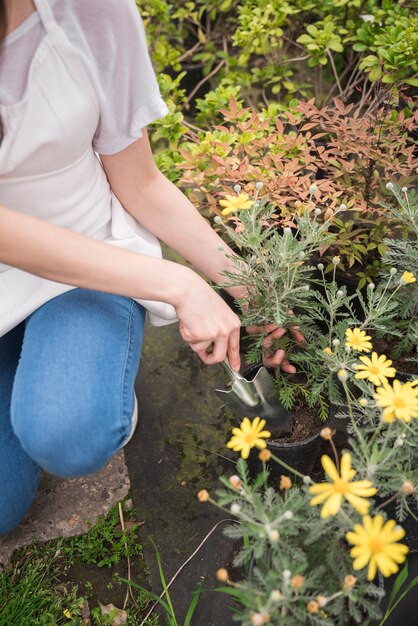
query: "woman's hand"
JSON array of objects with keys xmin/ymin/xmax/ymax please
[
  {"xmin": 176, "ymin": 271, "xmax": 241, "ymax": 371},
  {"xmin": 246, "ymin": 323, "xmax": 305, "ymax": 372}
]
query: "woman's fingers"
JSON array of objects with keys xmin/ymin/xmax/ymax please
[
  {"xmin": 261, "ymin": 327, "xmax": 286, "ymax": 348},
  {"xmin": 289, "ymin": 325, "xmax": 306, "ymax": 344},
  {"xmin": 227, "ymin": 327, "xmax": 241, "ymax": 371},
  {"xmin": 246, "ymin": 323, "xmax": 278, "ymax": 335}
]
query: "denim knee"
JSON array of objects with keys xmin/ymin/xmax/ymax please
[{"xmin": 11, "ymin": 402, "xmax": 127, "ymax": 479}]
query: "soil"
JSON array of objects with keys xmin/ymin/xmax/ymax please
[
  {"xmin": 269, "ymin": 395, "xmax": 324, "ymax": 444},
  {"xmin": 372, "ymin": 337, "xmax": 418, "ymax": 376}
]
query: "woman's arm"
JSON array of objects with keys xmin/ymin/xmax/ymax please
[
  {"xmin": 0, "ymin": 204, "xmax": 241, "ymax": 368},
  {"xmin": 100, "ymin": 130, "xmax": 244, "ymax": 299},
  {"xmin": 100, "ymin": 130, "xmax": 304, "ymax": 372}
]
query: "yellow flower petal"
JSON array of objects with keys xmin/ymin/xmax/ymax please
[{"xmin": 321, "ymin": 455, "xmax": 340, "ymax": 482}]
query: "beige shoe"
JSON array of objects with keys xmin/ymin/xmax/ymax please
[{"xmin": 122, "ymin": 394, "xmax": 138, "ymax": 447}]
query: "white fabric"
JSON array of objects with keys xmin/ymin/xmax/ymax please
[
  {"xmin": 0, "ymin": 0, "xmax": 168, "ymax": 154},
  {"xmin": 0, "ymin": 0, "xmax": 177, "ymax": 337}
]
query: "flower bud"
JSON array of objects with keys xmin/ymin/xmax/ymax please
[
  {"xmin": 368, "ymin": 282, "xmax": 375, "ymax": 290},
  {"xmin": 332, "ymin": 338, "xmax": 340, "ymax": 347},
  {"xmin": 309, "ymin": 184, "xmax": 318, "ymax": 194},
  {"xmin": 337, "ymin": 368, "xmax": 348, "ymax": 382},
  {"xmin": 282, "ymin": 569, "xmax": 291, "ymax": 582},
  {"xmin": 214, "ymin": 215, "xmax": 223, "ymax": 225},
  {"xmin": 283, "ymin": 227, "xmax": 292, "ymax": 235},
  {"xmin": 230, "ymin": 503, "xmax": 241, "ymax": 515},
  {"xmin": 401, "ymin": 480, "xmax": 415, "ymax": 494},
  {"xmin": 259, "ymin": 449, "xmax": 272, "ymax": 462},
  {"xmin": 337, "ymin": 290, "xmax": 344, "ymax": 297},
  {"xmin": 233, "ymin": 184, "xmax": 241, "ymax": 193},
  {"xmin": 401, "ymin": 186, "xmax": 408, "ymax": 193},
  {"xmin": 316, "ymin": 595, "xmax": 328, "ymax": 607},
  {"xmin": 385, "ymin": 182, "xmax": 394, "ymax": 191},
  {"xmin": 359, "ymin": 398, "xmax": 368, "ymax": 407},
  {"xmin": 268, "ymin": 529, "xmax": 279, "ymax": 542},
  {"xmin": 314, "ymin": 208, "xmax": 322, "ymax": 216},
  {"xmin": 395, "ymin": 436, "xmax": 405, "ymax": 447},
  {"xmin": 323, "ymin": 347, "xmax": 333, "ymax": 355},
  {"xmin": 303, "ymin": 475, "xmax": 312, "ymax": 485},
  {"xmin": 229, "ymin": 475, "xmax": 242, "ymax": 490},
  {"xmin": 251, "ymin": 613, "xmax": 269, "ymax": 626},
  {"xmin": 317, "ymin": 263, "xmax": 324, "ymax": 271},
  {"xmin": 198, "ymin": 489, "xmax": 209, "ymax": 502},
  {"xmin": 279, "ymin": 475, "xmax": 292, "ymax": 490},
  {"xmin": 256, "ymin": 182, "xmax": 264, "ymax": 190},
  {"xmin": 343, "ymin": 575, "xmax": 357, "ymax": 591},
  {"xmin": 291, "ymin": 575, "xmax": 305, "ymax": 590},
  {"xmin": 216, "ymin": 568, "xmax": 229, "ymax": 582},
  {"xmin": 283, "ymin": 510, "xmax": 293, "ymax": 520},
  {"xmin": 303, "ymin": 285, "xmax": 310, "ymax": 291},
  {"xmin": 390, "ymin": 267, "xmax": 397, "ymax": 275},
  {"xmin": 332, "ymin": 256, "xmax": 340, "ymax": 265},
  {"xmin": 339, "ymin": 203, "xmax": 347, "ymax": 211}
]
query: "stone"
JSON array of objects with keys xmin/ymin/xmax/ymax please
[{"xmin": 0, "ymin": 451, "xmax": 130, "ymax": 565}]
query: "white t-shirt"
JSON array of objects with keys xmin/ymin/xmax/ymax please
[{"xmin": 0, "ymin": 0, "xmax": 168, "ymax": 154}]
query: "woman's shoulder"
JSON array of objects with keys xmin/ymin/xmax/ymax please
[{"xmin": 64, "ymin": 0, "xmax": 140, "ymax": 31}]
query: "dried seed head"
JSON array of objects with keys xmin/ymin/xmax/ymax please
[
  {"xmin": 320, "ymin": 427, "xmax": 335, "ymax": 441},
  {"xmin": 229, "ymin": 475, "xmax": 242, "ymax": 490},
  {"xmin": 279, "ymin": 475, "xmax": 292, "ymax": 490},
  {"xmin": 259, "ymin": 449, "xmax": 272, "ymax": 462},
  {"xmin": 307, "ymin": 601, "xmax": 319, "ymax": 614},
  {"xmin": 291, "ymin": 575, "xmax": 305, "ymax": 590},
  {"xmin": 401, "ymin": 480, "xmax": 415, "ymax": 494},
  {"xmin": 270, "ymin": 590, "xmax": 282, "ymax": 601},
  {"xmin": 343, "ymin": 575, "xmax": 357, "ymax": 591},
  {"xmin": 216, "ymin": 568, "xmax": 229, "ymax": 582}
]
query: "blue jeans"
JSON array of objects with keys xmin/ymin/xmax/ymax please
[{"xmin": 0, "ymin": 289, "xmax": 145, "ymax": 534}]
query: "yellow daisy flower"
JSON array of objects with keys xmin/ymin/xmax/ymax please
[
  {"xmin": 345, "ymin": 328, "xmax": 372, "ymax": 353},
  {"xmin": 354, "ymin": 352, "xmax": 396, "ymax": 387},
  {"xmin": 346, "ymin": 515, "xmax": 408, "ymax": 580},
  {"xmin": 375, "ymin": 379, "xmax": 418, "ymax": 422},
  {"xmin": 219, "ymin": 193, "xmax": 254, "ymax": 216},
  {"xmin": 226, "ymin": 417, "xmax": 271, "ymax": 459},
  {"xmin": 309, "ymin": 453, "xmax": 377, "ymax": 518},
  {"xmin": 400, "ymin": 271, "xmax": 416, "ymax": 285}
]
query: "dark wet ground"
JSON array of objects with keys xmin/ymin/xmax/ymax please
[{"xmin": 126, "ymin": 319, "xmax": 240, "ymax": 625}]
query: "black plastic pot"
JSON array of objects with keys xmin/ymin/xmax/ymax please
[{"xmin": 241, "ymin": 364, "xmax": 327, "ymax": 480}]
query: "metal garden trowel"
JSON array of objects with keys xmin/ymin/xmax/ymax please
[{"xmin": 215, "ymin": 360, "xmax": 293, "ymax": 435}]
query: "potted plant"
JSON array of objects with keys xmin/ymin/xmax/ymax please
[
  {"xmin": 213, "ymin": 185, "xmax": 416, "ymax": 473},
  {"xmin": 197, "ymin": 339, "xmax": 418, "ymax": 625}
]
